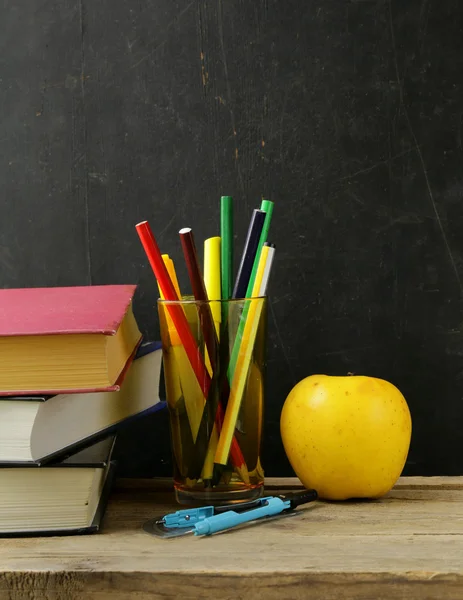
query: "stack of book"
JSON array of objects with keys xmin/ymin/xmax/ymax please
[{"xmin": 0, "ymin": 284, "xmax": 163, "ymax": 536}]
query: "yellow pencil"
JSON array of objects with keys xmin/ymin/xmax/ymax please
[
  {"xmin": 203, "ymin": 237, "xmax": 221, "ymax": 337},
  {"xmin": 201, "ymin": 237, "xmax": 221, "ymax": 480},
  {"xmin": 203, "ymin": 237, "xmax": 221, "ymax": 376},
  {"xmin": 159, "ymin": 255, "xmax": 205, "ymax": 443},
  {"xmin": 214, "ymin": 244, "xmax": 274, "ymax": 466},
  {"xmin": 157, "ymin": 256, "xmax": 185, "ymax": 475},
  {"xmin": 160, "ymin": 255, "xmax": 181, "ymax": 345},
  {"xmin": 158, "ymin": 254, "xmax": 181, "ymax": 388}
]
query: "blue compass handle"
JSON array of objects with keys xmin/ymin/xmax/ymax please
[{"xmin": 193, "ymin": 497, "xmax": 290, "ymax": 536}]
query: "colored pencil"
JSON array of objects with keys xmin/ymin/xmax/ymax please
[
  {"xmin": 258, "ymin": 242, "xmax": 275, "ymax": 295},
  {"xmin": 245, "ymin": 200, "xmax": 274, "ymax": 298},
  {"xmin": 220, "ymin": 196, "xmax": 233, "ymax": 300},
  {"xmin": 162, "ymin": 254, "xmax": 182, "ymax": 298},
  {"xmin": 159, "ymin": 255, "xmax": 182, "ymax": 346},
  {"xmin": 232, "ymin": 209, "xmax": 266, "ymax": 299},
  {"xmin": 215, "ymin": 243, "xmax": 275, "ymax": 466},
  {"xmin": 136, "ymin": 221, "xmax": 208, "ymax": 394},
  {"xmin": 227, "ymin": 237, "xmax": 275, "ymax": 382},
  {"xmin": 157, "ymin": 255, "xmax": 205, "ymax": 446},
  {"xmin": 249, "ymin": 242, "xmax": 275, "ymax": 474},
  {"xmin": 179, "ymin": 228, "xmax": 218, "ymax": 371},
  {"xmin": 204, "ymin": 236, "xmax": 222, "ymax": 336},
  {"xmin": 202, "ymin": 237, "xmax": 222, "ymax": 480},
  {"xmin": 156, "ymin": 256, "xmax": 188, "ymax": 475}
]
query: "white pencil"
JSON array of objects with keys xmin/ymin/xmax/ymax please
[{"xmin": 258, "ymin": 243, "xmax": 275, "ymax": 296}]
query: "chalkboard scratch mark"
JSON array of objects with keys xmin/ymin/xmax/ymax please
[
  {"xmin": 127, "ymin": 37, "xmax": 138, "ymax": 51},
  {"xmin": 279, "ymin": 87, "xmax": 290, "ymax": 165},
  {"xmin": 270, "ymin": 299, "xmax": 296, "ymax": 385},
  {"xmin": 272, "ymin": 292, "xmax": 293, "ymax": 305},
  {"xmin": 130, "ymin": 1, "xmax": 194, "ymax": 70},
  {"xmin": 199, "ymin": 51, "xmax": 209, "ymax": 89},
  {"xmin": 346, "ymin": 190, "xmax": 366, "ymax": 206},
  {"xmin": 319, "ymin": 344, "xmax": 380, "ymax": 357},
  {"xmin": 79, "ymin": 0, "xmax": 92, "ymax": 284},
  {"xmin": 157, "ymin": 211, "xmax": 177, "ymax": 241},
  {"xmin": 412, "ymin": 127, "xmax": 462, "ymax": 294},
  {"xmin": 217, "ymin": 0, "xmax": 245, "ymax": 195},
  {"xmin": 419, "ymin": 0, "xmax": 431, "ymax": 54},
  {"xmin": 376, "ymin": 214, "xmax": 424, "ymax": 234},
  {"xmin": 0, "ymin": 245, "xmax": 15, "ymax": 275},
  {"xmin": 457, "ymin": 113, "xmax": 463, "ymax": 150},
  {"xmin": 389, "ymin": 0, "xmax": 463, "ymax": 296},
  {"xmin": 338, "ymin": 147, "xmax": 416, "ymax": 182},
  {"xmin": 89, "ymin": 172, "xmax": 108, "ymax": 184}
]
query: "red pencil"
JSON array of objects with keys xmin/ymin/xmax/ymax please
[
  {"xmin": 136, "ymin": 221, "xmax": 248, "ymax": 481},
  {"xmin": 136, "ymin": 221, "xmax": 208, "ymax": 394}
]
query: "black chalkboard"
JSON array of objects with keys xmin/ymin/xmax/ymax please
[{"xmin": 1, "ymin": 0, "xmax": 463, "ymax": 477}]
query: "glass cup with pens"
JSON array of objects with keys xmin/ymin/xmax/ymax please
[
  {"xmin": 136, "ymin": 196, "xmax": 275, "ymax": 504},
  {"xmin": 159, "ymin": 295, "xmax": 267, "ymax": 504}
]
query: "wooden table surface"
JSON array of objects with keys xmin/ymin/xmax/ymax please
[{"xmin": 1, "ymin": 477, "xmax": 463, "ymax": 599}]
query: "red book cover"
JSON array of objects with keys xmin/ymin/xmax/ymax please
[
  {"xmin": 0, "ymin": 284, "xmax": 138, "ymax": 337},
  {"xmin": 0, "ymin": 285, "xmax": 142, "ymax": 396}
]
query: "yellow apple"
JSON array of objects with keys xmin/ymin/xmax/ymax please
[{"xmin": 280, "ymin": 375, "xmax": 412, "ymax": 500}]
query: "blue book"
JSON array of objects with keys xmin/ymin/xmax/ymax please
[{"xmin": 0, "ymin": 342, "xmax": 166, "ymax": 465}]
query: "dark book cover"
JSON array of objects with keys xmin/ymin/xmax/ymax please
[{"xmin": 0, "ymin": 438, "xmax": 117, "ymax": 537}]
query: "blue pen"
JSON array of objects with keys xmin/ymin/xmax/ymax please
[{"xmin": 144, "ymin": 490, "xmax": 318, "ymax": 538}]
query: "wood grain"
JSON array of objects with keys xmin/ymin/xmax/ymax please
[
  {"xmin": 1, "ymin": 477, "xmax": 463, "ymax": 599},
  {"xmin": 115, "ymin": 475, "xmax": 463, "ymax": 491}
]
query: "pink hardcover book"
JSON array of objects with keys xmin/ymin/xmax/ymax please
[{"xmin": 0, "ymin": 285, "xmax": 142, "ymax": 396}]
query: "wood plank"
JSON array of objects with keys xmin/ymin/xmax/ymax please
[
  {"xmin": 114, "ymin": 475, "xmax": 463, "ymax": 492},
  {"xmin": 2, "ymin": 478, "xmax": 463, "ymax": 598},
  {"xmin": 2, "ymin": 572, "xmax": 463, "ymax": 600}
]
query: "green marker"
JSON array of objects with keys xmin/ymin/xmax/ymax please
[{"xmin": 220, "ymin": 196, "xmax": 233, "ymax": 300}]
